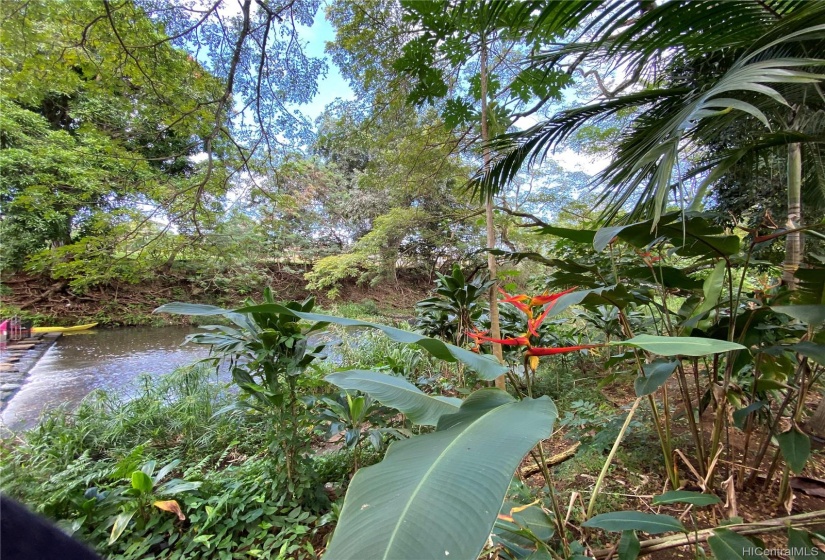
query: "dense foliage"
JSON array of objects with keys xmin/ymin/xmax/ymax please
[{"xmin": 3, "ymin": 1, "xmax": 825, "ymax": 560}]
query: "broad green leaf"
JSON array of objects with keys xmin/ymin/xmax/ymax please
[
  {"xmin": 617, "ymin": 530, "xmax": 640, "ymax": 560},
  {"xmin": 512, "ymin": 506, "xmax": 555, "ymax": 543},
  {"xmin": 131, "ymin": 471, "xmax": 153, "ymax": 493},
  {"xmin": 140, "ymin": 460, "xmax": 156, "ymax": 478},
  {"xmin": 324, "ymin": 390, "xmax": 557, "ymax": 560},
  {"xmin": 325, "ymin": 370, "xmax": 460, "ymax": 426},
  {"xmin": 777, "ymin": 429, "xmax": 811, "ymax": 474},
  {"xmin": 157, "ymin": 302, "xmax": 507, "ymax": 380},
  {"xmin": 485, "ymin": 249, "xmax": 556, "ymax": 267},
  {"xmin": 707, "ymin": 528, "xmax": 761, "ymax": 560},
  {"xmin": 634, "ymin": 360, "xmax": 678, "ymax": 397},
  {"xmin": 788, "ymin": 342, "xmax": 825, "ymax": 365},
  {"xmin": 593, "ymin": 213, "xmax": 740, "ymax": 258},
  {"xmin": 732, "ymin": 401, "xmax": 767, "ymax": 430},
  {"xmin": 580, "ymin": 285, "xmax": 640, "ymax": 311},
  {"xmin": 153, "ymin": 459, "xmax": 180, "ymax": 485},
  {"xmin": 239, "ymin": 304, "xmax": 506, "ymax": 380},
  {"xmin": 109, "ymin": 510, "xmax": 136, "ymax": 544},
  {"xmin": 534, "ymin": 224, "xmax": 596, "ymax": 244},
  {"xmin": 158, "ymin": 480, "xmax": 202, "ymax": 495},
  {"xmin": 796, "ymin": 266, "xmax": 825, "ymax": 305},
  {"xmin": 692, "ymin": 260, "xmax": 727, "ymax": 319},
  {"xmin": 548, "ymin": 288, "xmax": 606, "ymax": 317},
  {"xmin": 494, "ymin": 502, "xmax": 555, "ymax": 558},
  {"xmin": 651, "ymin": 491, "xmax": 721, "ymax": 506},
  {"xmin": 154, "ymin": 303, "xmax": 254, "ymax": 331},
  {"xmin": 593, "ymin": 225, "xmax": 627, "ymax": 252},
  {"xmin": 616, "ymin": 335, "xmax": 745, "ymax": 357},
  {"xmin": 582, "ymin": 512, "xmax": 686, "ymax": 534},
  {"xmin": 623, "ymin": 266, "xmax": 702, "ymax": 290},
  {"xmin": 788, "ymin": 528, "xmax": 819, "ymax": 560},
  {"xmin": 772, "ymin": 305, "xmax": 825, "ymax": 328}
]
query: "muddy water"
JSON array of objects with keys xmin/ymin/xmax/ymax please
[
  {"xmin": 1, "ymin": 326, "xmax": 211, "ymax": 430},
  {"xmin": 0, "ymin": 326, "xmax": 351, "ymax": 431}
]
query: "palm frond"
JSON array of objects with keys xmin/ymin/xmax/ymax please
[
  {"xmin": 467, "ymin": 88, "xmax": 686, "ymax": 202},
  {"xmin": 475, "ymin": 9, "xmax": 825, "ymax": 226}
]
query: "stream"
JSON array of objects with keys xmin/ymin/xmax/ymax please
[
  {"xmin": 1, "ymin": 326, "xmax": 210, "ymax": 430},
  {"xmin": 1, "ymin": 324, "xmax": 356, "ymax": 431}
]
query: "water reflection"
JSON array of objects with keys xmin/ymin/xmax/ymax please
[{"xmin": 1, "ymin": 327, "xmax": 208, "ymax": 430}]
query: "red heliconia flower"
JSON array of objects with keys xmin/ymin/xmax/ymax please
[
  {"xmin": 526, "ymin": 287, "xmax": 577, "ymax": 307},
  {"xmin": 466, "ymin": 329, "xmax": 489, "ymax": 352},
  {"xmin": 466, "ymin": 329, "xmax": 488, "ymax": 341},
  {"xmin": 498, "ymin": 288, "xmax": 531, "ymax": 315},
  {"xmin": 470, "ymin": 288, "xmax": 591, "ymax": 367},
  {"xmin": 525, "ymin": 287, "xmax": 577, "ymax": 336},
  {"xmin": 527, "ymin": 310, "xmax": 549, "ymax": 337},
  {"xmin": 498, "ymin": 286, "xmax": 578, "ymax": 319},
  {"xmin": 638, "ymin": 251, "xmax": 662, "ymax": 264},
  {"xmin": 525, "ymin": 344, "xmax": 601, "ymax": 356},
  {"xmin": 473, "ymin": 334, "xmax": 531, "ymax": 347}
]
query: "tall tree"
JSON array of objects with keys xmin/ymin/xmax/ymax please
[
  {"xmin": 0, "ymin": 0, "xmax": 229, "ymax": 280},
  {"xmin": 477, "ymin": 1, "xmax": 825, "ymax": 286},
  {"xmin": 1, "ymin": 0, "xmax": 331, "ymax": 285},
  {"xmin": 336, "ymin": 0, "xmax": 571, "ymax": 386},
  {"xmin": 302, "ymin": 101, "xmax": 481, "ymax": 295}
]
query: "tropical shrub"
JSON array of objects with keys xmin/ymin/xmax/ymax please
[
  {"xmin": 159, "ymin": 290, "xmax": 332, "ymax": 494},
  {"xmin": 415, "ymin": 263, "xmax": 493, "ymax": 346}
]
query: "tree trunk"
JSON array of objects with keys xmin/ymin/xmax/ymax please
[
  {"xmin": 783, "ymin": 142, "xmax": 803, "ymax": 288},
  {"xmin": 480, "ymin": 33, "xmax": 505, "ymax": 390}
]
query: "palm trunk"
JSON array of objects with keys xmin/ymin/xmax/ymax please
[
  {"xmin": 480, "ymin": 34, "xmax": 505, "ymax": 389},
  {"xmin": 783, "ymin": 142, "xmax": 802, "ymax": 288}
]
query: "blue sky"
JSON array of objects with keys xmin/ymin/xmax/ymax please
[{"xmin": 295, "ymin": 7, "xmax": 354, "ymax": 121}]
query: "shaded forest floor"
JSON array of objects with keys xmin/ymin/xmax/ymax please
[
  {"xmin": 521, "ymin": 363, "xmax": 825, "ymax": 559},
  {"xmin": 0, "ymin": 267, "xmax": 431, "ymax": 326}
]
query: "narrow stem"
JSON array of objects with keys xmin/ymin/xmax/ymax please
[
  {"xmin": 777, "ymin": 464, "xmax": 791, "ymax": 506},
  {"xmin": 533, "ymin": 445, "xmax": 569, "ymax": 552},
  {"xmin": 617, "ymin": 308, "xmax": 678, "ymax": 488},
  {"xmin": 524, "ymin": 362, "xmax": 534, "ymax": 399},
  {"xmin": 747, "ymin": 360, "xmax": 806, "ymax": 485},
  {"xmin": 662, "ymin": 384, "xmax": 673, "ymax": 462},
  {"xmin": 763, "ymin": 447, "xmax": 782, "ymax": 491},
  {"xmin": 648, "ymin": 394, "xmax": 679, "ymax": 488},
  {"xmin": 586, "ymin": 398, "xmax": 643, "ymax": 519},
  {"xmin": 676, "ymin": 364, "xmax": 706, "ymax": 476}
]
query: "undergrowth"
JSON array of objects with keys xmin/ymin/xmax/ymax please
[{"xmin": 0, "ymin": 364, "xmax": 358, "ymax": 560}]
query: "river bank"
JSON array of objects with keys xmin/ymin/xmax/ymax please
[{"xmin": 0, "ymin": 268, "xmax": 429, "ymax": 327}]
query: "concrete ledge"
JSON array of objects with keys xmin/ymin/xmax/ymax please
[{"xmin": 0, "ymin": 333, "xmax": 61, "ymax": 408}]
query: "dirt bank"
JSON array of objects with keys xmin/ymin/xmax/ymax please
[{"xmin": 0, "ymin": 267, "xmax": 431, "ymax": 326}]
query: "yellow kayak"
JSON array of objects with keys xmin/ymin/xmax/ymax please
[{"xmin": 32, "ymin": 323, "xmax": 99, "ymax": 333}]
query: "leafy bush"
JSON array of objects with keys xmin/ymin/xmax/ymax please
[{"xmin": 415, "ymin": 264, "xmax": 493, "ymax": 346}]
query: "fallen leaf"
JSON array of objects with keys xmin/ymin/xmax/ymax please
[
  {"xmin": 721, "ymin": 475, "xmax": 737, "ymax": 518},
  {"xmin": 154, "ymin": 500, "xmax": 185, "ymax": 521}
]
